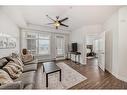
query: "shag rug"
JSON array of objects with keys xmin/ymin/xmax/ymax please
[{"xmin": 36, "ymin": 62, "xmax": 87, "ymax": 89}]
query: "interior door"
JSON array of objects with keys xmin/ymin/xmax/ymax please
[
  {"xmin": 93, "ymin": 39, "xmax": 99, "ymax": 58},
  {"xmin": 98, "ymin": 32, "xmax": 105, "ymax": 71},
  {"xmin": 55, "ymin": 35, "xmax": 65, "ymax": 59}
]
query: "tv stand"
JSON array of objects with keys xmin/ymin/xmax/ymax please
[{"xmin": 67, "ymin": 51, "xmax": 81, "ymax": 64}]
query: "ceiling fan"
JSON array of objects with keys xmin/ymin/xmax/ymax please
[{"xmin": 46, "ymin": 15, "xmax": 69, "ymax": 29}]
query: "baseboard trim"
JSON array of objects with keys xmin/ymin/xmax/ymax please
[
  {"xmin": 115, "ymin": 75, "xmax": 127, "ymax": 82},
  {"xmin": 106, "ymin": 69, "xmax": 127, "ymax": 82}
]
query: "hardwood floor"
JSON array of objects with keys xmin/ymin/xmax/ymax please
[{"xmin": 59, "ymin": 58, "xmax": 127, "ymax": 89}]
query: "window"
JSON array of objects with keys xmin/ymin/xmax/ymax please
[
  {"xmin": 26, "ymin": 32, "xmax": 38, "ymax": 55},
  {"xmin": 26, "ymin": 32, "xmax": 38, "ymax": 39},
  {"xmin": 38, "ymin": 34, "xmax": 50, "ymax": 55},
  {"xmin": 24, "ymin": 32, "xmax": 51, "ymax": 55},
  {"xmin": 27, "ymin": 39, "xmax": 37, "ymax": 55}
]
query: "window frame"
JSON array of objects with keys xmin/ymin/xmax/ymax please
[
  {"xmin": 38, "ymin": 33, "xmax": 51, "ymax": 55},
  {"xmin": 25, "ymin": 32, "xmax": 51, "ymax": 56},
  {"xmin": 26, "ymin": 37, "xmax": 38, "ymax": 55},
  {"xmin": 55, "ymin": 34, "xmax": 65, "ymax": 58}
]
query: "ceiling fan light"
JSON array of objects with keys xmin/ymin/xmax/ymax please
[{"xmin": 54, "ymin": 22, "xmax": 60, "ymax": 27}]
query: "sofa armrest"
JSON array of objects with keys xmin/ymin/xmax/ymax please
[
  {"xmin": 0, "ymin": 81, "xmax": 23, "ymax": 89},
  {"xmin": 23, "ymin": 59, "xmax": 38, "ymax": 65}
]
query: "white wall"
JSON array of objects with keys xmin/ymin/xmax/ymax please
[
  {"xmin": 117, "ymin": 7, "xmax": 127, "ymax": 81},
  {"xmin": 86, "ymin": 25, "xmax": 102, "ymax": 42},
  {"xmin": 103, "ymin": 12, "xmax": 119, "ymax": 74},
  {"xmin": 70, "ymin": 26, "xmax": 86, "ymax": 64},
  {"xmin": 103, "ymin": 6, "xmax": 127, "ymax": 82},
  {"xmin": 86, "ymin": 25, "xmax": 102, "ymax": 36},
  {"xmin": 0, "ymin": 10, "xmax": 20, "ymax": 57},
  {"xmin": 86, "ymin": 36, "xmax": 95, "ymax": 45},
  {"xmin": 70, "ymin": 24, "xmax": 102, "ymax": 64},
  {"xmin": 26, "ymin": 23, "xmax": 71, "ymax": 34}
]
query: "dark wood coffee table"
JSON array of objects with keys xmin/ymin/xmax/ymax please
[{"xmin": 43, "ymin": 62, "xmax": 61, "ymax": 87}]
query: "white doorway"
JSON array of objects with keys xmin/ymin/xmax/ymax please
[
  {"xmin": 97, "ymin": 32, "xmax": 105, "ymax": 71},
  {"xmin": 55, "ymin": 34, "xmax": 65, "ymax": 59},
  {"xmin": 93, "ymin": 39, "xmax": 99, "ymax": 58},
  {"xmin": 86, "ymin": 35, "xmax": 97, "ymax": 59},
  {"xmin": 86, "ymin": 32, "xmax": 105, "ymax": 72}
]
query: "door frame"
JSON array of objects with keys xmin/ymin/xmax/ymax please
[
  {"xmin": 85, "ymin": 32, "xmax": 106, "ymax": 72},
  {"xmin": 55, "ymin": 34, "xmax": 65, "ymax": 60},
  {"xmin": 97, "ymin": 32, "xmax": 105, "ymax": 71}
]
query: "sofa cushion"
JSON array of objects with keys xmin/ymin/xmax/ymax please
[
  {"xmin": 0, "ymin": 81, "xmax": 22, "ymax": 89},
  {"xmin": 14, "ymin": 71, "xmax": 35, "ymax": 85},
  {"xmin": 3, "ymin": 61, "xmax": 23, "ymax": 79},
  {"xmin": 23, "ymin": 64, "xmax": 37, "ymax": 72},
  {"xmin": 0, "ymin": 69, "xmax": 13, "ymax": 86},
  {"xmin": 23, "ymin": 59, "xmax": 38, "ymax": 65},
  {"xmin": 0, "ymin": 58, "xmax": 8, "ymax": 68},
  {"xmin": 23, "ymin": 84, "xmax": 33, "ymax": 89}
]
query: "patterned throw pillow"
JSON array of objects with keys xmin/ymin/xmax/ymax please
[
  {"xmin": 3, "ymin": 61, "xmax": 23, "ymax": 79},
  {"xmin": 6, "ymin": 53, "xmax": 24, "ymax": 67},
  {"xmin": 4, "ymin": 56, "xmax": 13, "ymax": 62},
  {"xmin": 11, "ymin": 53, "xmax": 19, "ymax": 58},
  {"xmin": 0, "ymin": 58, "xmax": 8, "ymax": 69},
  {"xmin": 0, "ymin": 69, "xmax": 13, "ymax": 86},
  {"xmin": 12, "ymin": 57, "xmax": 24, "ymax": 67}
]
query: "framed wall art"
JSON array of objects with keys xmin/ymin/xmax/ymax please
[{"xmin": 0, "ymin": 33, "xmax": 16, "ymax": 49}]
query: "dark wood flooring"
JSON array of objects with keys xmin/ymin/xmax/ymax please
[{"xmin": 60, "ymin": 58, "xmax": 127, "ymax": 89}]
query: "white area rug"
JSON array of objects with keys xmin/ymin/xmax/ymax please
[{"xmin": 37, "ymin": 62, "xmax": 87, "ymax": 89}]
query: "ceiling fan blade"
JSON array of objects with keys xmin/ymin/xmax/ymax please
[
  {"xmin": 59, "ymin": 17, "xmax": 68, "ymax": 22},
  {"xmin": 46, "ymin": 15, "xmax": 55, "ymax": 22},
  {"xmin": 46, "ymin": 23, "xmax": 54, "ymax": 25},
  {"xmin": 60, "ymin": 23, "xmax": 69, "ymax": 27}
]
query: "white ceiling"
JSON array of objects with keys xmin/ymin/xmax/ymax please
[{"xmin": 2, "ymin": 6, "xmax": 122, "ymax": 31}]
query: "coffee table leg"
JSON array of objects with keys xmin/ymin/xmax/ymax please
[
  {"xmin": 43, "ymin": 65, "xmax": 45, "ymax": 72},
  {"xmin": 59, "ymin": 70, "xmax": 61, "ymax": 81},
  {"xmin": 46, "ymin": 74, "xmax": 48, "ymax": 87}
]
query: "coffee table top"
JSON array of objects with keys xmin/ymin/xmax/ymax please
[{"xmin": 43, "ymin": 62, "xmax": 61, "ymax": 74}]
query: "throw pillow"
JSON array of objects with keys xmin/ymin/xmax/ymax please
[
  {"xmin": 11, "ymin": 53, "xmax": 19, "ymax": 58},
  {"xmin": 0, "ymin": 58, "xmax": 8, "ymax": 69},
  {"xmin": 3, "ymin": 61, "xmax": 23, "ymax": 79},
  {"xmin": 4, "ymin": 56, "xmax": 13, "ymax": 62},
  {"xmin": 0, "ymin": 81, "xmax": 22, "ymax": 89},
  {"xmin": 21, "ymin": 54, "xmax": 33, "ymax": 63},
  {"xmin": 0, "ymin": 69, "xmax": 13, "ymax": 86},
  {"xmin": 5, "ymin": 53, "xmax": 24, "ymax": 67},
  {"xmin": 12, "ymin": 57, "xmax": 24, "ymax": 67}
]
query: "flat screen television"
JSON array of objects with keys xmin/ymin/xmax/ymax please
[{"xmin": 72, "ymin": 43, "xmax": 77, "ymax": 52}]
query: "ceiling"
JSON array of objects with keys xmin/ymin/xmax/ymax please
[{"xmin": 2, "ymin": 6, "xmax": 122, "ymax": 31}]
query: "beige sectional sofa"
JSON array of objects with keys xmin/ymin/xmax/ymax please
[{"xmin": 0, "ymin": 54, "xmax": 38, "ymax": 89}]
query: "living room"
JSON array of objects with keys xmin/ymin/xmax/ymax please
[{"xmin": 0, "ymin": 4, "xmax": 127, "ymax": 91}]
